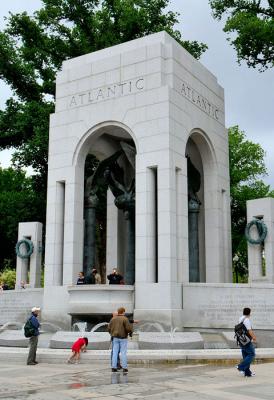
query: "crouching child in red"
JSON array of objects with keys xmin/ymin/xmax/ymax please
[{"xmin": 67, "ymin": 337, "xmax": 88, "ymax": 364}]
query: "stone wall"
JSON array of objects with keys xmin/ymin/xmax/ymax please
[
  {"xmin": 182, "ymin": 283, "xmax": 274, "ymax": 330},
  {"xmin": 0, "ymin": 289, "xmax": 43, "ymax": 325}
]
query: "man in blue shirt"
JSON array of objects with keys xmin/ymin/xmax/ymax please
[{"xmin": 27, "ymin": 307, "xmax": 40, "ymax": 365}]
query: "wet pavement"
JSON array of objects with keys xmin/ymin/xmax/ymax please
[{"xmin": 0, "ymin": 361, "xmax": 274, "ymax": 399}]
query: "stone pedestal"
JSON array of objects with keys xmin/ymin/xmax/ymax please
[
  {"xmin": 16, "ymin": 222, "xmax": 43, "ymax": 288},
  {"xmin": 247, "ymin": 198, "xmax": 274, "ymax": 283}
]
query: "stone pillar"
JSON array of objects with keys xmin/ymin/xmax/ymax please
[
  {"xmin": 247, "ymin": 198, "xmax": 274, "ymax": 283},
  {"xmin": 16, "ymin": 222, "xmax": 43, "ymax": 288},
  {"xmin": 146, "ymin": 167, "xmax": 157, "ymax": 283},
  {"xmin": 62, "ymin": 179, "xmax": 85, "ymax": 285},
  {"xmin": 44, "ymin": 181, "xmax": 65, "ymax": 286},
  {"xmin": 176, "ymin": 165, "xmax": 189, "ymax": 283},
  {"xmin": 157, "ymin": 167, "xmax": 177, "ymax": 283},
  {"xmin": 55, "ymin": 181, "xmax": 65, "ymax": 285},
  {"xmin": 83, "ymin": 194, "xmax": 98, "ymax": 274},
  {"xmin": 188, "ymin": 199, "xmax": 200, "ymax": 282},
  {"xmin": 124, "ymin": 211, "xmax": 135, "ymax": 284},
  {"xmin": 106, "ymin": 189, "xmax": 118, "ymax": 276},
  {"xmin": 135, "ymin": 166, "xmax": 157, "ymax": 284}
]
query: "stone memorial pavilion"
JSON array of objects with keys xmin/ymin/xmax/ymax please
[
  {"xmin": 41, "ymin": 30, "xmax": 231, "ymax": 328},
  {"xmin": 3, "ymin": 31, "xmax": 274, "ymax": 332}
]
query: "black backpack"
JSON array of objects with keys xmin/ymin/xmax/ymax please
[
  {"xmin": 234, "ymin": 318, "xmax": 251, "ymax": 346},
  {"xmin": 24, "ymin": 318, "xmax": 35, "ymax": 338}
]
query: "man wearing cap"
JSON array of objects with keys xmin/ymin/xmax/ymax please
[{"xmin": 27, "ymin": 307, "xmax": 41, "ymax": 365}]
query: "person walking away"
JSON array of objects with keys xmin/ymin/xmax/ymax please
[
  {"xmin": 27, "ymin": 307, "xmax": 40, "ymax": 365},
  {"xmin": 107, "ymin": 268, "xmax": 123, "ymax": 284},
  {"xmin": 108, "ymin": 307, "xmax": 132, "ymax": 373},
  {"xmin": 67, "ymin": 337, "xmax": 88, "ymax": 364},
  {"xmin": 237, "ymin": 307, "xmax": 257, "ymax": 377}
]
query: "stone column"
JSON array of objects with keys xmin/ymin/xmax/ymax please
[
  {"xmin": 135, "ymin": 168, "xmax": 156, "ymax": 284},
  {"xmin": 44, "ymin": 181, "xmax": 65, "ymax": 286},
  {"xmin": 54, "ymin": 182, "xmax": 65, "ymax": 285},
  {"xmin": 157, "ymin": 167, "xmax": 177, "ymax": 283},
  {"xmin": 188, "ymin": 199, "xmax": 200, "ymax": 282},
  {"xmin": 16, "ymin": 222, "xmax": 43, "ymax": 288},
  {"xmin": 146, "ymin": 167, "xmax": 157, "ymax": 282},
  {"xmin": 125, "ymin": 211, "xmax": 135, "ymax": 284},
  {"xmin": 176, "ymin": 166, "xmax": 189, "ymax": 283},
  {"xmin": 83, "ymin": 195, "xmax": 98, "ymax": 274},
  {"xmin": 62, "ymin": 174, "xmax": 85, "ymax": 286},
  {"xmin": 106, "ymin": 190, "xmax": 118, "ymax": 276},
  {"xmin": 16, "ymin": 257, "xmax": 28, "ymax": 288}
]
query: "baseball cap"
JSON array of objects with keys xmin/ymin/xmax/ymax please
[{"xmin": 31, "ymin": 307, "xmax": 41, "ymax": 312}]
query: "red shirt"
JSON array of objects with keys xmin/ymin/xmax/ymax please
[{"xmin": 72, "ymin": 337, "xmax": 86, "ymax": 352}]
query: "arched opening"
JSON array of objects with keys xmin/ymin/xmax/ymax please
[
  {"xmin": 186, "ymin": 130, "xmax": 217, "ymax": 282},
  {"xmin": 75, "ymin": 123, "xmax": 137, "ymax": 285}
]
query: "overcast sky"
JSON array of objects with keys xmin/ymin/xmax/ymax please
[{"xmin": 0, "ymin": 0, "xmax": 273, "ymax": 186}]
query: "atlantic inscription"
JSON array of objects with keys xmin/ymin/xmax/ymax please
[
  {"xmin": 68, "ymin": 77, "xmax": 145, "ymax": 108},
  {"xmin": 178, "ymin": 79, "xmax": 220, "ymax": 121}
]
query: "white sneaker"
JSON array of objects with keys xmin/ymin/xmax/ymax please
[{"xmin": 236, "ymin": 366, "xmax": 245, "ymax": 376}]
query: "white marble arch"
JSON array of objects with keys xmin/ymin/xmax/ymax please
[
  {"xmin": 54, "ymin": 121, "xmax": 137, "ymax": 286},
  {"xmin": 186, "ymin": 128, "xmax": 221, "ymax": 283},
  {"xmin": 75, "ymin": 121, "xmax": 137, "ymax": 279}
]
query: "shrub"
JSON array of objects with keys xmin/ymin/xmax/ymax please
[{"xmin": 0, "ymin": 267, "xmax": 16, "ymax": 289}]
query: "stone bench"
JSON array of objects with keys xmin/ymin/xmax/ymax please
[
  {"xmin": 138, "ymin": 332, "xmax": 204, "ymax": 350},
  {"xmin": 50, "ymin": 331, "xmax": 111, "ymax": 350}
]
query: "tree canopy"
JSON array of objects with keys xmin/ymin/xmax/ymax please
[
  {"xmin": 229, "ymin": 126, "xmax": 274, "ymax": 279},
  {"xmin": 0, "ymin": 167, "xmax": 46, "ymax": 268},
  {"xmin": 209, "ymin": 0, "xmax": 274, "ymax": 71}
]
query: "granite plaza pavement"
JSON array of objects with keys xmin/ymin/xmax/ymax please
[
  {"xmin": 1, "ymin": 358, "xmax": 274, "ymax": 400},
  {"xmin": 1, "ymin": 329, "xmax": 274, "ymax": 399}
]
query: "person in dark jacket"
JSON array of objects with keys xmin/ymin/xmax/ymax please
[
  {"xmin": 27, "ymin": 307, "xmax": 40, "ymax": 365},
  {"xmin": 76, "ymin": 272, "xmax": 86, "ymax": 285},
  {"xmin": 1, "ymin": 281, "xmax": 9, "ymax": 290},
  {"xmin": 108, "ymin": 307, "xmax": 132, "ymax": 373},
  {"xmin": 107, "ymin": 268, "xmax": 123, "ymax": 284}
]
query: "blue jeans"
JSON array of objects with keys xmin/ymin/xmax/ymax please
[
  {"xmin": 112, "ymin": 338, "xmax": 128, "ymax": 369},
  {"xmin": 238, "ymin": 342, "xmax": 255, "ymax": 376},
  {"xmin": 110, "ymin": 338, "xmax": 121, "ymax": 367}
]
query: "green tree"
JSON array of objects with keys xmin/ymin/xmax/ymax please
[
  {"xmin": 229, "ymin": 126, "xmax": 274, "ymax": 280},
  {"xmin": 0, "ymin": 167, "xmax": 45, "ymax": 268},
  {"xmin": 0, "ymin": 266, "xmax": 16, "ymax": 289},
  {"xmin": 209, "ymin": 0, "xmax": 274, "ymax": 71}
]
